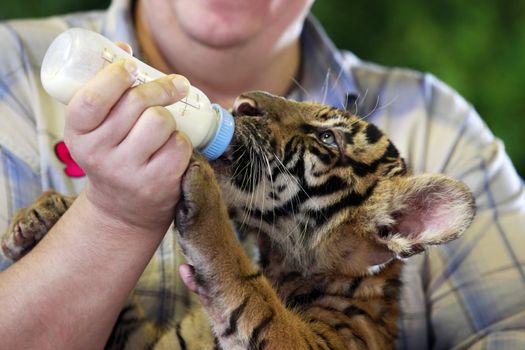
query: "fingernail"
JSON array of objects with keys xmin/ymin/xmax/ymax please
[
  {"xmin": 123, "ymin": 59, "xmax": 138, "ymax": 77},
  {"xmin": 172, "ymin": 76, "xmax": 190, "ymax": 96}
]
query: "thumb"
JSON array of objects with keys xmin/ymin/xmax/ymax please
[{"xmin": 114, "ymin": 41, "xmax": 133, "ymax": 56}]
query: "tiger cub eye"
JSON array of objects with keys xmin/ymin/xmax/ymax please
[{"xmin": 319, "ymin": 130, "xmax": 336, "ymax": 146}]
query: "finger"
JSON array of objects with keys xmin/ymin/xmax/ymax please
[
  {"xmin": 118, "ymin": 106, "xmax": 177, "ymax": 163},
  {"xmin": 66, "ymin": 59, "xmax": 138, "ymax": 135},
  {"xmin": 147, "ymin": 129, "xmax": 192, "ymax": 176},
  {"xmin": 95, "ymin": 74, "xmax": 189, "ymax": 147},
  {"xmin": 114, "ymin": 41, "xmax": 133, "ymax": 55}
]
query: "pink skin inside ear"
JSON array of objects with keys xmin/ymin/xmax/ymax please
[
  {"xmin": 395, "ymin": 217, "xmax": 425, "ymax": 239},
  {"xmin": 394, "ymin": 190, "xmax": 455, "ymax": 240}
]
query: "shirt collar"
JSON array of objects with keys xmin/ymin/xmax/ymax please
[
  {"xmin": 101, "ymin": 0, "xmax": 139, "ymax": 53},
  {"xmin": 289, "ymin": 15, "xmax": 360, "ymax": 110}
]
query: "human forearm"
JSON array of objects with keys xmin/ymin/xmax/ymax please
[
  {"xmin": 0, "ymin": 56, "xmax": 191, "ymax": 349},
  {"xmin": 0, "ymin": 191, "xmax": 167, "ymax": 349}
]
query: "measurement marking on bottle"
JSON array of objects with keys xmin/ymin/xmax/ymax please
[
  {"xmin": 101, "ymin": 48, "xmax": 115, "ymax": 64},
  {"xmin": 100, "ymin": 47, "xmax": 199, "ymax": 109}
]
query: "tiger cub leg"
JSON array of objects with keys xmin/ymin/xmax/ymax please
[
  {"xmin": 1, "ymin": 190, "xmax": 74, "ymax": 261},
  {"xmin": 175, "ymin": 159, "xmax": 348, "ymax": 350}
]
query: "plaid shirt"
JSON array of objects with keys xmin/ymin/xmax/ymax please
[{"xmin": 1, "ymin": 0, "xmax": 524, "ymax": 348}]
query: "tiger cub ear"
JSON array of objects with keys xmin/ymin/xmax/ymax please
[{"xmin": 376, "ymin": 174, "xmax": 476, "ymax": 258}]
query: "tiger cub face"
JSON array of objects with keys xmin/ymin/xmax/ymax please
[{"xmin": 211, "ymin": 91, "xmax": 475, "ymax": 277}]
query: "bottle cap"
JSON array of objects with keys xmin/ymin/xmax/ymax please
[{"xmin": 200, "ymin": 104, "xmax": 235, "ymax": 160}]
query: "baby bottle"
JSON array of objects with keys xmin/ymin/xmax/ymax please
[{"xmin": 40, "ymin": 28, "xmax": 234, "ymax": 160}]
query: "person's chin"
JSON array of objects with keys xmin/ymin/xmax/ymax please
[
  {"xmin": 181, "ymin": 19, "xmax": 257, "ymax": 49},
  {"xmin": 172, "ymin": 0, "xmax": 263, "ymax": 48}
]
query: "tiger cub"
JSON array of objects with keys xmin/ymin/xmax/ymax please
[{"xmin": 2, "ymin": 91, "xmax": 475, "ymax": 349}]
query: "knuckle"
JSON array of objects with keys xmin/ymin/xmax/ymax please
[
  {"xmin": 126, "ymin": 88, "xmax": 149, "ymax": 109},
  {"xmin": 144, "ymin": 106, "xmax": 175, "ymax": 129},
  {"xmin": 110, "ymin": 61, "xmax": 134, "ymax": 80},
  {"xmin": 173, "ymin": 131, "xmax": 193, "ymax": 154},
  {"xmin": 75, "ymin": 89, "xmax": 104, "ymax": 114}
]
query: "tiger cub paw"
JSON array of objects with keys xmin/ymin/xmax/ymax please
[
  {"xmin": 175, "ymin": 155, "xmax": 224, "ymax": 237},
  {"xmin": 1, "ymin": 191, "xmax": 74, "ymax": 261}
]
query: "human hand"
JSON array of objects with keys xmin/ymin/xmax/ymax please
[{"xmin": 64, "ymin": 56, "xmax": 192, "ymax": 233}]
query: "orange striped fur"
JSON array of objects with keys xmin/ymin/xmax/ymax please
[{"xmin": 1, "ymin": 91, "xmax": 475, "ymax": 350}]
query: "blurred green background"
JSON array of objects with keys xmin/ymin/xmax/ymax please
[{"xmin": 1, "ymin": 0, "xmax": 524, "ymax": 177}]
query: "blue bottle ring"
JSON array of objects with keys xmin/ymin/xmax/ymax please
[{"xmin": 200, "ymin": 104, "xmax": 235, "ymax": 160}]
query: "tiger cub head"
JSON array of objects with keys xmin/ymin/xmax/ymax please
[{"xmin": 211, "ymin": 91, "xmax": 475, "ymax": 277}]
